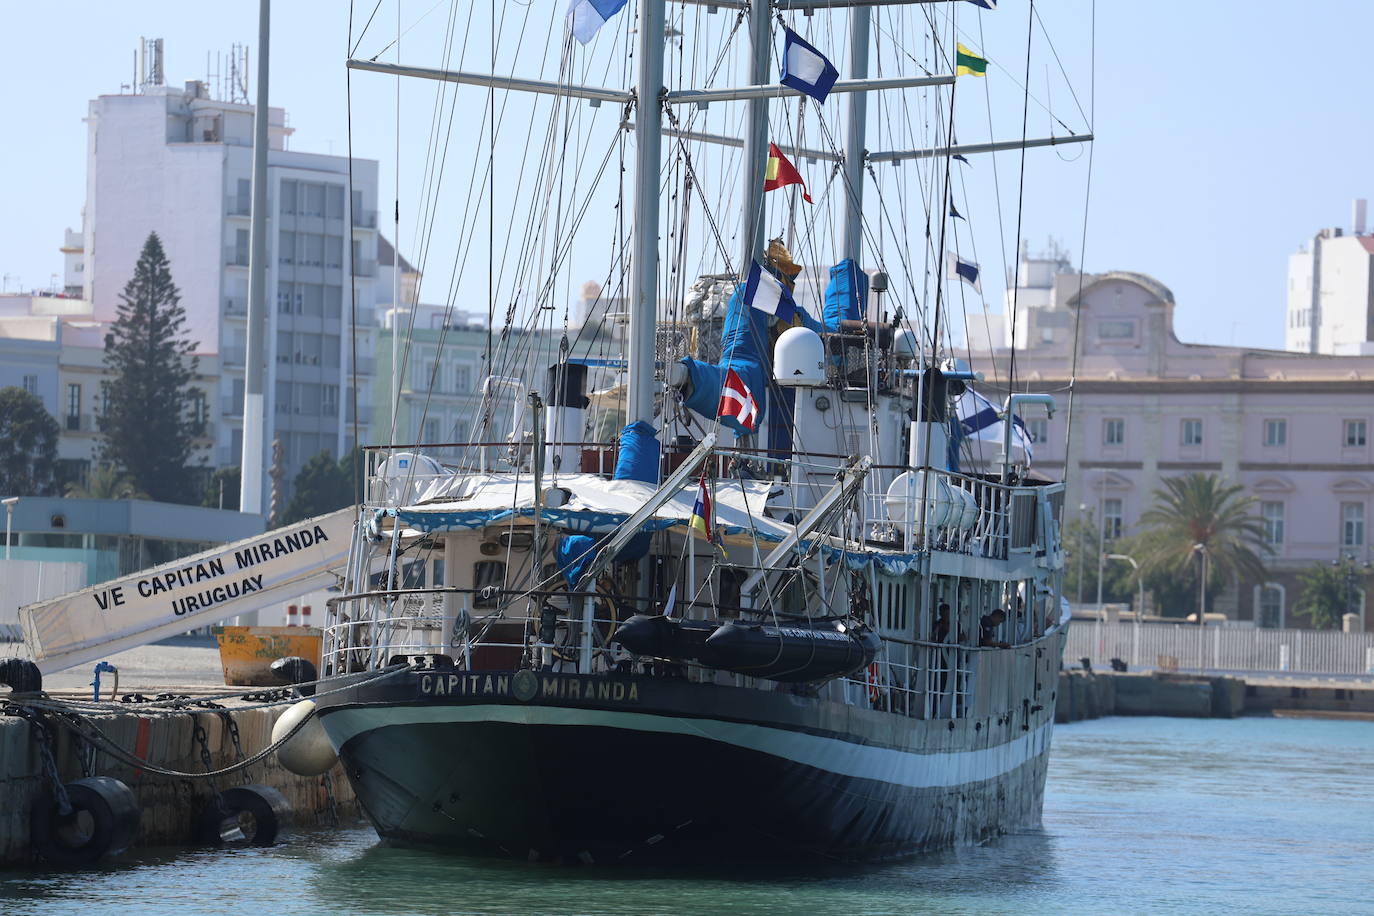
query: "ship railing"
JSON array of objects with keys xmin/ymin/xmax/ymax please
[{"xmin": 323, "ymin": 585, "xmax": 659, "ymax": 676}]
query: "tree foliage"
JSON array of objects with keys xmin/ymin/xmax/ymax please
[
  {"xmin": 1294, "ymin": 559, "xmax": 1366, "ymax": 630},
  {"xmin": 65, "ymin": 463, "xmax": 146, "ymax": 500},
  {"xmin": 281, "ymin": 450, "xmax": 360, "ymax": 524},
  {"xmin": 0, "ymin": 386, "xmax": 62, "ymax": 496},
  {"xmin": 1062, "ymin": 510, "xmax": 1137, "ymax": 606},
  {"xmin": 203, "ymin": 466, "xmax": 242, "ymax": 510},
  {"xmin": 1135, "ymin": 473, "xmax": 1270, "ymax": 618},
  {"xmin": 99, "ymin": 233, "xmax": 203, "ymax": 504}
]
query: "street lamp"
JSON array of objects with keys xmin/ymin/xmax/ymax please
[
  {"xmin": 1193, "ymin": 543, "xmax": 1209, "ymax": 673},
  {"xmin": 1105, "ymin": 553, "xmax": 1144, "ymax": 618},
  {"xmin": 2, "ymin": 497, "xmax": 18, "ymax": 562},
  {"xmin": 1076, "ymin": 503, "xmax": 1088, "ymax": 606}
]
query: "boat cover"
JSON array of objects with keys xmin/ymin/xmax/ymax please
[
  {"xmin": 392, "ymin": 472, "xmax": 793, "ymax": 545},
  {"xmin": 822, "ymin": 258, "xmax": 868, "ymax": 330}
]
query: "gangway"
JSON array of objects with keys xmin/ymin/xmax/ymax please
[{"xmin": 19, "ymin": 508, "xmax": 355, "ymax": 674}]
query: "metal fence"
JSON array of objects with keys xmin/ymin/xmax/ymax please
[{"xmin": 1065, "ymin": 619, "xmax": 1374, "ymax": 676}]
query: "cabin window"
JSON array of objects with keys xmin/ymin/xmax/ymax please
[{"xmin": 472, "ymin": 560, "xmax": 506, "ymax": 608}]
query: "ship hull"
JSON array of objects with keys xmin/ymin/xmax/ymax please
[{"xmin": 316, "ymin": 660, "xmax": 1061, "ymax": 864}]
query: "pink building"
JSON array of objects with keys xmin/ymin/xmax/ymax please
[{"xmin": 966, "ymin": 253, "xmax": 1374, "ymax": 630}]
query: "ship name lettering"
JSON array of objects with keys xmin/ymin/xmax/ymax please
[{"xmin": 419, "ymin": 673, "xmax": 513, "ymax": 697}]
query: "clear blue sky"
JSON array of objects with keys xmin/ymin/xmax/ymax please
[{"xmin": 2, "ymin": 1, "xmax": 1372, "ymax": 351}]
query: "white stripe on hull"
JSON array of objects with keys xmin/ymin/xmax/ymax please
[{"xmin": 322, "ymin": 704, "xmax": 1055, "ymax": 790}]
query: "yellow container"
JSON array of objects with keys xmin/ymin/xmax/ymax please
[{"xmin": 213, "ymin": 626, "xmax": 323, "ymax": 687}]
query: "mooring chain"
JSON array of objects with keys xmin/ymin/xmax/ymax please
[
  {"xmin": 7, "ymin": 707, "xmax": 74, "ymax": 816},
  {"xmin": 216, "ymin": 711, "xmax": 251, "ymax": 786}
]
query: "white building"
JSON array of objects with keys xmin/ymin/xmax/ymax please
[
  {"xmin": 1286, "ymin": 199, "xmax": 1374, "ymax": 356},
  {"xmin": 72, "ymin": 52, "xmax": 380, "ymax": 510}
]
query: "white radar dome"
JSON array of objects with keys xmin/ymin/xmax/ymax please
[
  {"xmin": 891, "ymin": 327, "xmax": 920, "ymax": 360},
  {"xmin": 773, "ymin": 327, "xmax": 826, "ymax": 387}
]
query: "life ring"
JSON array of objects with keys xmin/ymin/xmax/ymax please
[
  {"xmin": 32, "ymin": 776, "xmax": 140, "ymax": 864},
  {"xmin": 0, "ymin": 657, "xmax": 43, "ymax": 693},
  {"xmin": 199, "ymin": 783, "xmax": 294, "ymax": 847},
  {"xmin": 866, "ymin": 662, "xmax": 883, "ymax": 705}
]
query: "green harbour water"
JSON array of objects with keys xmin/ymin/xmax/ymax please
[{"xmin": 3, "ymin": 716, "xmax": 1372, "ymax": 915}]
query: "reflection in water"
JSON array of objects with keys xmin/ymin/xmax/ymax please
[{"xmin": 3, "ymin": 717, "xmax": 1372, "ymax": 916}]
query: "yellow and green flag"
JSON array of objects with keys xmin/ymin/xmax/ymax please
[{"xmin": 955, "ymin": 43, "xmax": 987, "ymax": 77}]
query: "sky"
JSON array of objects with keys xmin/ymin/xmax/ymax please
[{"xmin": 3, "ymin": 2, "xmax": 1374, "ymax": 352}]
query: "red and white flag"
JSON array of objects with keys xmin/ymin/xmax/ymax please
[{"xmin": 717, "ymin": 368, "xmax": 759, "ymax": 431}]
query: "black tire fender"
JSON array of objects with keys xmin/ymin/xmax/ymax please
[
  {"xmin": 0, "ymin": 657, "xmax": 42, "ymax": 693},
  {"xmin": 199, "ymin": 783, "xmax": 293, "ymax": 847},
  {"xmin": 32, "ymin": 776, "xmax": 140, "ymax": 864}
]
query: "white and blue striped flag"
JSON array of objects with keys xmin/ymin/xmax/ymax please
[
  {"xmin": 947, "ymin": 252, "xmax": 982, "ymax": 294},
  {"xmin": 743, "ymin": 260, "xmax": 797, "ymax": 322},
  {"xmin": 956, "ymin": 389, "xmax": 1033, "ymax": 462},
  {"xmin": 567, "ymin": 0, "xmax": 628, "ymax": 44}
]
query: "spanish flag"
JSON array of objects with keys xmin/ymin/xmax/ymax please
[
  {"xmin": 689, "ymin": 471, "xmax": 715, "ymax": 542},
  {"xmin": 955, "ymin": 43, "xmax": 988, "ymax": 77},
  {"xmin": 764, "ymin": 143, "xmax": 813, "ymax": 203}
]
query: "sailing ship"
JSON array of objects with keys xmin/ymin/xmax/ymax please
[{"xmin": 313, "ymin": 0, "xmax": 1090, "ymax": 863}]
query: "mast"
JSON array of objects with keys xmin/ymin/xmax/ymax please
[
  {"xmin": 738, "ymin": 0, "xmax": 771, "ymax": 271},
  {"xmin": 841, "ymin": 7, "xmax": 870, "ymax": 264},
  {"xmin": 627, "ymin": 0, "xmax": 667, "ymax": 434},
  {"xmin": 240, "ymin": 0, "xmax": 271, "ymax": 516}
]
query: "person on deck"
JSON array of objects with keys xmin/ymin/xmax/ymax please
[{"xmin": 979, "ymin": 608, "xmax": 1010, "ymax": 648}]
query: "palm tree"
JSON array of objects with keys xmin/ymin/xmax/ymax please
[
  {"xmin": 1135, "ymin": 473, "xmax": 1269, "ymax": 617},
  {"xmin": 65, "ymin": 463, "xmax": 148, "ymax": 500}
]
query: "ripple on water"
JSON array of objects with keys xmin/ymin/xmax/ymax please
[{"xmin": 2, "ymin": 716, "xmax": 1371, "ymax": 916}]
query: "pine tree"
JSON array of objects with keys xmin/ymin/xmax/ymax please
[
  {"xmin": 99, "ymin": 233, "xmax": 203, "ymax": 504},
  {"xmin": 0, "ymin": 386, "xmax": 62, "ymax": 496}
]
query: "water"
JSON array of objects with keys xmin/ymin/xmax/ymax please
[{"xmin": 4, "ymin": 716, "xmax": 1372, "ymax": 915}]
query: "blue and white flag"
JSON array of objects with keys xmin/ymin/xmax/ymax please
[
  {"xmin": 567, "ymin": 0, "xmax": 628, "ymax": 44},
  {"xmin": 947, "ymin": 252, "xmax": 982, "ymax": 293},
  {"xmin": 965, "ymin": 0, "xmax": 997, "ymax": 9},
  {"xmin": 956, "ymin": 389, "xmax": 1033, "ymax": 462},
  {"xmin": 743, "ymin": 260, "xmax": 797, "ymax": 322},
  {"xmin": 780, "ymin": 27, "xmax": 840, "ymax": 103}
]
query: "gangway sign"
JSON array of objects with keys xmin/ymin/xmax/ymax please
[{"xmin": 20, "ymin": 508, "xmax": 355, "ymax": 674}]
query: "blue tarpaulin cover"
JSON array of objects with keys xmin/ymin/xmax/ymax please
[{"xmin": 822, "ymin": 258, "xmax": 868, "ymax": 331}]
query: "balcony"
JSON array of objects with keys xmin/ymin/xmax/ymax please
[
  {"xmin": 224, "ymin": 297, "xmax": 247, "ymax": 317},
  {"xmin": 221, "ymin": 396, "xmax": 243, "ymax": 417},
  {"xmin": 353, "ymin": 259, "xmax": 377, "ymax": 278},
  {"xmin": 225, "ymin": 248, "xmax": 249, "ymax": 267},
  {"xmin": 226, "ymin": 196, "xmax": 251, "ymax": 217},
  {"xmin": 63, "ymin": 413, "xmax": 99, "ymax": 434},
  {"xmin": 353, "ymin": 209, "xmax": 378, "ymax": 229},
  {"xmin": 352, "ymin": 356, "xmax": 375, "ymax": 375},
  {"xmin": 222, "ymin": 347, "xmax": 246, "ymax": 367}
]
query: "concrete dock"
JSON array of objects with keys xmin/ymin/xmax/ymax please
[
  {"xmin": 0, "ymin": 694, "xmax": 359, "ymax": 866},
  {"xmin": 1056, "ymin": 669, "xmax": 1374, "ymax": 722}
]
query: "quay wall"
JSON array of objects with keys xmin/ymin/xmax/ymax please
[
  {"xmin": 1056, "ymin": 670, "xmax": 1366, "ymax": 722},
  {"xmin": 0, "ymin": 703, "xmax": 359, "ymax": 867}
]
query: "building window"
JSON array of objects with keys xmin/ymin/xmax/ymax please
[
  {"xmin": 322, "ymin": 385, "xmax": 339, "ymax": 417},
  {"xmin": 1098, "ymin": 320, "xmax": 1134, "ymax": 340},
  {"xmin": 1263, "ymin": 419, "xmax": 1286, "ymax": 447},
  {"xmin": 1181, "ymin": 419, "xmax": 1203, "ymax": 446},
  {"xmin": 1344, "ymin": 419, "xmax": 1367, "ymax": 447},
  {"xmin": 1026, "ymin": 418, "xmax": 1048, "ymax": 444},
  {"xmin": 1257, "ymin": 585, "xmax": 1283, "ymax": 629},
  {"xmin": 66, "ymin": 383, "xmax": 81, "ymax": 430},
  {"xmin": 1342, "ymin": 503, "xmax": 1365, "ymax": 547},
  {"xmin": 278, "ymin": 230, "xmax": 295, "ymax": 265},
  {"xmin": 281, "ymin": 179, "xmax": 298, "ymax": 214},
  {"xmin": 1103, "ymin": 418, "xmax": 1124, "ymax": 446},
  {"xmin": 423, "ymin": 418, "xmax": 440, "ymax": 442},
  {"xmin": 96, "ymin": 381, "xmax": 110, "ymax": 415},
  {"xmin": 454, "ymin": 365, "xmax": 472, "ymax": 394},
  {"xmin": 22, "ymin": 374, "xmax": 38, "ymax": 396},
  {"xmin": 1261, "ymin": 501, "xmax": 1284, "ymax": 546},
  {"xmin": 1103, "ymin": 498, "xmax": 1123, "ymax": 541}
]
